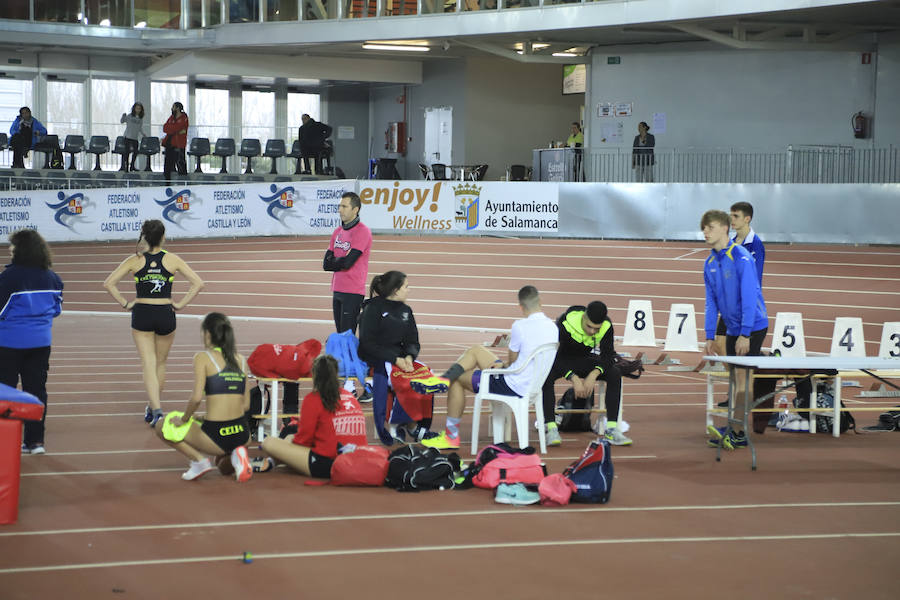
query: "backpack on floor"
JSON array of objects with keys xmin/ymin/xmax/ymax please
[
  {"xmin": 556, "ymin": 388, "xmax": 594, "ymax": 432},
  {"xmin": 385, "ymin": 446, "xmax": 456, "ymax": 492},
  {"xmin": 469, "ymin": 443, "xmax": 545, "ymax": 490},
  {"xmin": 538, "ymin": 473, "xmax": 578, "ymax": 507},
  {"xmin": 797, "ymin": 382, "xmax": 855, "ymax": 434},
  {"xmin": 564, "ymin": 439, "xmax": 614, "ymax": 504},
  {"xmin": 331, "ymin": 446, "xmax": 390, "ymax": 486}
]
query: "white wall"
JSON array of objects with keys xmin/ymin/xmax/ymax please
[
  {"xmin": 873, "ymin": 35, "xmax": 900, "ymax": 147},
  {"xmin": 588, "ymin": 42, "xmax": 894, "ymax": 151}
]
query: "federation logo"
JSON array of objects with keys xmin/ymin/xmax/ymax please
[
  {"xmin": 453, "ymin": 183, "xmax": 481, "ymax": 231},
  {"xmin": 258, "ymin": 184, "xmax": 300, "ymax": 226},
  {"xmin": 46, "ymin": 191, "xmax": 93, "ymax": 231},
  {"xmin": 154, "ymin": 187, "xmax": 197, "ymax": 227}
]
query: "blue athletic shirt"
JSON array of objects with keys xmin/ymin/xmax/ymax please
[
  {"xmin": 730, "ymin": 227, "xmax": 765, "ymax": 286},
  {"xmin": 704, "ymin": 242, "xmax": 768, "ymax": 339},
  {"xmin": 0, "ymin": 264, "xmax": 63, "ymax": 349}
]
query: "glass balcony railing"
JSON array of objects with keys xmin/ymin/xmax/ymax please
[{"xmin": 0, "ymin": 0, "xmax": 603, "ymax": 27}]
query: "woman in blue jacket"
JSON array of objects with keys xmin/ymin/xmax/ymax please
[
  {"xmin": 0, "ymin": 229, "xmax": 63, "ymax": 454},
  {"xmin": 9, "ymin": 107, "xmax": 48, "ymax": 169}
]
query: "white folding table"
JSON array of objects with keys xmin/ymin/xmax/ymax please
[{"xmin": 705, "ymin": 355, "xmax": 900, "ymax": 470}]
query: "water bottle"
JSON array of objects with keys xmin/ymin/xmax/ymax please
[{"xmin": 775, "ymin": 379, "xmax": 791, "ymax": 412}]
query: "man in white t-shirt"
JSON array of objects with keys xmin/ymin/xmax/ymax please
[{"xmin": 413, "ymin": 285, "xmax": 559, "ymax": 450}]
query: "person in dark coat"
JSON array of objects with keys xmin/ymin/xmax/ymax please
[{"xmin": 298, "ymin": 114, "xmax": 333, "ymax": 174}]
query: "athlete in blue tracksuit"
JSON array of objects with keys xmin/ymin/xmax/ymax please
[
  {"xmin": 0, "ymin": 230, "xmax": 64, "ymax": 453},
  {"xmin": 701, "ymin": 209, "xmax": 770, "ymax": 447}
]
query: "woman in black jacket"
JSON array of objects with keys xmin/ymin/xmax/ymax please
[{"xmin": 358, "ymin": 270, "xmax": 433, "ymax": 445}]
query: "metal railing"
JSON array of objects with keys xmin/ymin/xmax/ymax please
[{"xmin": 587, "ymin": 145, "xmax": 900, "ymax": 183}]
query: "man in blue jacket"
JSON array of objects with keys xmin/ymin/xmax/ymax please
[
  {"xmin": 9, "ymin": 107, "xmax": 48, "ymax": 169},
  {"xmin": 0, "ymin": 229, "xmax": 63, "ymax": 454},
  {"xmin": 701, "ymin": 209, "xmax": 768, "ymax": 450}
]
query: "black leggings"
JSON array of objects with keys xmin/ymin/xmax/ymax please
[
  {"xmin": 542, "ymin": 357, "xmax": 622, "ymax": 422},
  {"xmin": 332, "ymin": 292, "xmax": 364, "ymax": 335},
  {"xmin": 0, "ymin": 346, "xmax": 51, "ymax": 447}
]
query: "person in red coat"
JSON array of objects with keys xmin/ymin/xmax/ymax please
[
  {"xmin": 162, "ymin": 101, "xmax": 188, "ymax": 184},
  {"xmin": 260, "ymin": 355, "xmax": 367, "ymax": 478}
]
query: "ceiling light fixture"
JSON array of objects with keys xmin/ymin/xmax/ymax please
[
  {"xmin": 552, "ymin": 52, "xmax": 578, "ymax": 57},
  {"xmin": 362, "ymin": 44, "xmax": 430, "ymax": 52}
]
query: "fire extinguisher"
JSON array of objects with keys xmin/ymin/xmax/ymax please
[{"xmin": 852, "ymin": 111, "xmax": 867, "ymax": 139}]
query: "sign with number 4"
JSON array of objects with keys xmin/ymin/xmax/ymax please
[
  {"xmin": 770, "ymin": 312, "xmax": 806, "ymax": 357},
  {"xmin": 878, "ymin": 322, "xmax": 900, "ymax": 359},
  {"xmin": 829, "ymin": 317, "xmax": 866, "ymax": 357}
]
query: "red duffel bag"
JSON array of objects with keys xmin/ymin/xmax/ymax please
[
  {"xmin": 330, "ymin": 446, "xmax": 390, "ymax": 487},
  {"xmin": 248, "ymin": 339, "xmax": 322, "ymax": 379}
]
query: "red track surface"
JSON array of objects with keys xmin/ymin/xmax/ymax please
[{"xmin": 2, "ymin": 235, "xmax": 899, "ymax": 599}]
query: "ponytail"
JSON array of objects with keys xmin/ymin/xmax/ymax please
[
  {"xmin": 202, "ymin": 312, "xmax": 241, "ymax": 373},
  {"xmin": 312, "ymin": 355, "xmax": 341, "ymax": 412},
  {"xmin": 369, "ymin": 270, "xmax": 406, "ymax": 299}
]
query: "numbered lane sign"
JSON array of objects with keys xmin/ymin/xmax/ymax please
[
  {"xmin": 622, "ymin": 299, "xmax": 657, "ymax": 347},
  {"xmin": 877, "ymin": 322, "xmax": 900, "ymax": 359},
  {"xmin": 829, "ymin": 317, "xmax": 866, "ymax": 357},
  {"xmin": 770, "ymin": 312, "xmax": 807, "ymax": 357},
  {"xmin": 664, "ymin": 303, "xmax": 699, "ymax": 352}
]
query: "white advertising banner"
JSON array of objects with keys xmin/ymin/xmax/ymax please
[
  {"xmin": 357, "ymin": 180, "xmax": 559, "ymax": 235},
  {"xmin": 0, "ymin": 180, "xmax": 354, "ymax": 242}
]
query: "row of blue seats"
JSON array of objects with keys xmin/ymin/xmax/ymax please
[
  {"xmin": 0, "ymin": 167, "xmax": 333, "ymax": 191},
  {"xmin": 0, "ymin": 133, "xmax": 318, "ymax": 175}
]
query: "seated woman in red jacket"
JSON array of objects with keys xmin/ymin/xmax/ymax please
[{"xmin": 260, "ymin": 354, "xmax": 367, "ymax": 478}]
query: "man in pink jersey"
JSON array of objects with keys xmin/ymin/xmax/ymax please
[{"xmin": 323, "ymin": 191, "xmax": 372, "ymax": 334}]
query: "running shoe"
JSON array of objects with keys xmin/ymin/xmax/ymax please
[
  {"xmin": 251, "ymin": 457, "xmax": 275, "ymax": 473},
  {"xmin": 724, "ymin": 431, "xmax": 748, "ymax": 449},
  {"xmin": 230, "ymin": 446, "xmax": 253, "ymax": 483},
  {"xmin": 182, "ymin": 458, "xmax": 214, "ymax": 481},
  {"xmin": 148, "ymin": 408, "xmax": 164, "ymax": 428},
  {"xmin": 409, "ymin": 376, "xmax": 450, "ymax": 395},
  {"xmin": 495, "ymin": 483, "xmax": 540, "ymax": 506},
  {"xmin": 545, "ymin": 423, "xmax": 562, "ymax": 447},
  {"xmin": 28, "ymin": 444, "xmax": 46, "ymax": 455},
  {"xmin": 144, "ymin": 405, "xmax": 153, "ymax": 423},
  {"xmin": 604, "ymin": 428, "xmax": 633, "ymax": 446},
  {"xmin": 419, "ymin": 430, "xmax": 460, "ymax": 450},
  {"xmin": 20, "ymin": 444, "xmax": 30, "ymax": 455}
]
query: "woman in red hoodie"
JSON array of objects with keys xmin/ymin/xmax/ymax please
[
  {"xmin": 260, "ymin": 354, "xmax": 367, "ymax": 478},
  {"xmin": 162, "ymin": 101, "xmax": 189, "ymax": 184}
]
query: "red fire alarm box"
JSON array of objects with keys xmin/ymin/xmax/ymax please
[{"xmin": 386, "ymin": 122, "xmax": 407, "ymax": 155}]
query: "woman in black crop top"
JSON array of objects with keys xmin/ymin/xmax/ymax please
[
  {"xmin": 155, "ymin": 312, "xmax": 253, "ymax": 482},
  {"xmin": 103, "ymin": 220, "xmax": 205, "ymax": 427}
]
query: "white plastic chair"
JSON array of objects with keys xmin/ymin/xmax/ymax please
[{"xmin": 470, "ymin": 342, "xmax": 559, "ymax": 455}]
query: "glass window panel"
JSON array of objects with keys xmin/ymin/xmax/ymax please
[
  {"xmin": 85, "ymin": 0, "xmax": 132, "ymax": 26},
  {"xmin": 229, "ymin": 0, "xmax": 260, "ymax": 22},
  {"xmin": 0, "ymin": 79, "xmax": 34, "ymax": 168},
  {"xmin": 189, "ymin": 0, "xmax": 223, "ymax": 27},
  {"xmin": 242, "ymin": 89, "xmax": 274, "ymax": 171},
  {"xmin": 303, "ymin": 0, "xmax": 336, "ymax": 20},
  {"xmin": 0, "ymin": 1, "xmax": 30, "ymax": 20},
  {"xmin": 135, "ymin": 0, "xmax": 181, "ymax": 28},
  {"xmin": 151, "ymin": 82, "xmax": 188, "ymax": 138},
  {"xmin": 195, "ymin": 87, "xmax": 229, "ymax": 170},
  {"xmin": 92, "ymin": 79, "xmax": 136, "ymax": 156},
  {"xmin": 46, "ymin": 80, "xmax": 84, "ymax": 141},
  {"xmin": 267, "ymin": 0, "xmax": 298, "ymax": 21},
  {"xmin": 35, "ymin": 0, "xmax": 81, "ymax": 23},
  {"xmin": 287, "ymin": 92, "xmax": 319, "ymax": 145}
]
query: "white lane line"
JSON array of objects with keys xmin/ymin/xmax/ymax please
[
  {"xmin": 3, "ymin": 501, "xmax": 897, "ymax": 538},
  {"xmin": 2, "ymin": 532, "xmax": 898, "ymax": 573},
  {"xmin": 24, "ymin": 449, "xmax": 172, "ymax": 456},
  {"xmin": 21, "ymin": 468, "xmax": 184, "ymax": 476}
]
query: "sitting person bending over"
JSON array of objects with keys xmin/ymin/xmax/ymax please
[
  {"xmin": 260, "ymin": 355, "xmax": 367, "ymax": 478},
  {"xmin": 358, "ymin": 270, "xmax": 435, "ymax": 445},
  {"xmin": 157, "ymin": 312, "xmax": 252, "ymax": 482},
  {"xmin": 541, "ymin": 301, "xmax": 632, "ymax": 447},
  {"xmin": 413, "ymin": 285, "xmax": 559, "ymax": 450}
]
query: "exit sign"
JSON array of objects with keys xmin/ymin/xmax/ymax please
[{"xmin": 607, "ymin": 56, "xmax": 621, "ymax": 65}]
